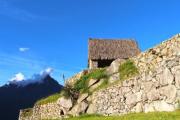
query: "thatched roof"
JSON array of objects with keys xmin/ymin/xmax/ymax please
[{"xmin": 88, "ymin": 39, "xmax": 140, "ymax": 60}]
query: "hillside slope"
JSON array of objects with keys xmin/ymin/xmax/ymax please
[{"xmin": 19, "ymin": 34, "xmax": 180, "ymax": 120}]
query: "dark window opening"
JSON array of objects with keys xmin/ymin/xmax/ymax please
[
  {"xmin": 60, "ymin": 110, "xmax": 64, "ymax": 115},
  {"xmin": 97, "ymin": 59, "xmax": 114, "ymax": 68}
]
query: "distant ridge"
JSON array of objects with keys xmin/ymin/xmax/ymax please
[{"xmin": 0, "ymin": 74, "xmax": 63, "ymax": 120}]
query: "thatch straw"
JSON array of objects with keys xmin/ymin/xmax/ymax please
[{"xmin": 88, "ymin": 39, "xmax": 140, "ymax": 60}]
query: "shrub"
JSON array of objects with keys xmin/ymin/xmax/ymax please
[
  {"xmin": 119, "ymin": 60, "xmax": 139, "ymax": 80},
  {"xmin": 61, "ymin": 85, "xmax": 79, "ymax": 101},
  {"xmin": 61, "ymin": 86, "xmax": 73, "ymax": 99}
]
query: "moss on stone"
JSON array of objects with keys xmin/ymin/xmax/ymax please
[{"xmin": 21, "ymin": 108, "xmax": 33, "ymax": 118}]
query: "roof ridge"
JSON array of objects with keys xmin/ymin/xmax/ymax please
[{"xmin": 89, "ymin": 38, "xmax": 135, "ymax": 41}]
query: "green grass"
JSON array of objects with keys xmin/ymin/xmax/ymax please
[
  {"xmin": 44, "ymin": 111, "xmax": 180, "ymax": 120},
  {"xmin": 65, "ymin": 111, "xmax": 180, "ymax": 120},
  {"xmin": 21, "ymin": 108, "xmax": 33, "ymax": 117},
  {"xmin": 74, "ymin": 68, "xmax": 108, "ymax": 93},
  {"xmin": 36, "ymin": 93, "xmax": 62, "ymax": 105},
  {"xmin": 119, "ymin": 60, "xmax": 139, "ymax": 81}
]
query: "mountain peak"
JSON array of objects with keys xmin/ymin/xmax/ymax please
[{"xmin": 8, "ymin": 68, "xmax": 54, "ymax": 87}]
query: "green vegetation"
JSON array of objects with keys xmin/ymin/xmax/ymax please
[
  {"xmin": 36, "ymin": 93, "xmax": 61, "ymax": 105},
  {"xmin": 36, "ymin": 60, "xmax": 139, "ymax": 105},
  {"xmin": 44, "ymin": 111, "xmax": 180, "ymax": 120},
  {"xmin": 36, "ymin": 68, "xmax": 108, "ymax": 105},
  {"xmin": 74, "ymin": 68, "xmax": 108, "ymax": 93},
  {"xmin": 21, "ymin": 108, "xmax": 33, "ymax": 118},
  {"xmin": 93, "ymin": 59, "xmax": 140, "ymax": 91},
  {"xmin": 119, "ymin": 60, "xmax": 139, "ymax": 81},
  {"xmin": 73, "ymin": 60, "xmax": 139, "ymax": 93}
]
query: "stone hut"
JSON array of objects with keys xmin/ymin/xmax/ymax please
[{"xmin": 88, "ymin": 38, "xmax": 141, "ymax": 69}]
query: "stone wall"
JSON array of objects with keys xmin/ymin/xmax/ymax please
[
  {"xmin": 134, "ymin": 34, "xmax": 180, "ymax": 73},
  {"xmin": 92, "ymin": 66, "xmax": 180, "ymax": 115},
  {"xmin": 91, "ymin": 34, "xmax": 180, "ymax": 115},
  {"xmin": 19, "ymin": 103, "xmax": 62, "ymax": 120},
  {"xmin": 19, "ymin": 97, "xmax": 73, "ymax": 120},
  {"xmin": 33, "ymin": 103, "xmax": 62, "ymax": 120}
]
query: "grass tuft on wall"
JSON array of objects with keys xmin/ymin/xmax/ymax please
[{"xmin": 119, "ymin": 60, "xmax": 139, "ymax": 80}]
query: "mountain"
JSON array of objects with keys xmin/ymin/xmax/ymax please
[{"xmin": 0, "ymin": 74, "xmax": 63, "ymax": 120}]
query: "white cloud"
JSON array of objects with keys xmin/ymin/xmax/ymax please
[
  {"xmin": 19, "ymin": 47, "xmax": 30, "ymax": 52},
  {"xmin": 40, "ymin": 67, "xmax": 53, "ymax": 77},
  {"xmin": 10, "ymin": 72, "xmax": 25, "ymax": 82},
  {"xmin": 44, "ymin": 67, "xmax": 53, "ymax": 74}
]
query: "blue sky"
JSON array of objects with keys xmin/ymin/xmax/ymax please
[{"xmin": 0, "ymin": 0, "xmax": 180, "ymax": 85}]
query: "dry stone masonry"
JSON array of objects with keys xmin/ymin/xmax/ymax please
[
  {"xmin": 19, "ymin": 34, "xmax": 180, "ymax": 120},
  {"xmin": 91, "ymin": 34, "xmax": 180, "ymax": 115}
]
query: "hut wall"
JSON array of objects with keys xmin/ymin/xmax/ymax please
[{"xmin": 89, "ymin": 60, "xmax": 98, "ymax": 69}]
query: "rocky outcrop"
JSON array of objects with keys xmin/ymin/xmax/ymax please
[
  {"xmin": 65, "ymin": 70, "xmax": 89, "ymax": 87},
  {"xmin": 19, "ymin": 34, "xmax": 180, "ymax": 120},
  {"xmin": 106, "ymin": 59, "xmax": 125, "ymax": 75}
]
